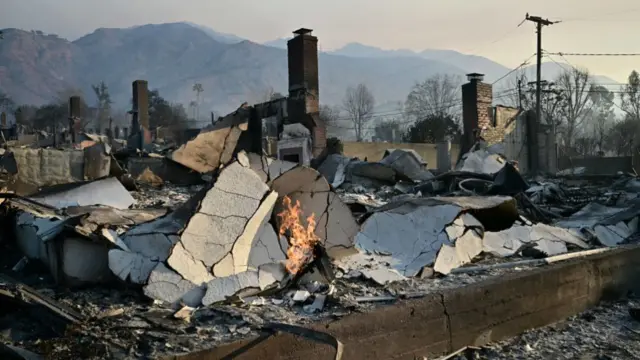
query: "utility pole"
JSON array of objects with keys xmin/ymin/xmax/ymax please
[{"xmin": 525, "ymin": 13, "xmax": 557, "ymax": 173}]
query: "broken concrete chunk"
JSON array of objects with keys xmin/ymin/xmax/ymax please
[
  {"xmin": 356, "ymin": 203, "xmax": 461, "ymax": 276},
  {"xmin": 593, "ymin": 225, "xmax": 626, "ymax": 247},
  {"xmin": 292, "ymin": 290, "xmax": 311, "ymax": 302},
  {"xmin": 30, "ymin": 177, "xmax": 135, "ymax": 210},
  {"xmin": 380, "ymin": 149, "xmax": 433, "ymax": 182},
  {"xmin": 434, "ymin": 229, "xmax": 483, "ymax": 275},
  {"xmin": 202, "ymin": 271, "xmax": 260, "ymax": 306},
  {"xmin": 169, "ymin": 106, "xmax": 249, "ymax": 173},
  {"xmin": 483, "ymin": 223, "xmax": 589, "ymax": 258},
  {"xmin": 143, "ymin": 263, "xmax": 204, "ymax": 307},
  {"xmin": 108, "ymin": 249, "xmax": 158, "ymax": 284},
  {"xmin": 167, "ymin": 242, "xmax": 214, "ymax": 285},
  {"xmin": 257, "ymin": 262, "xmax": 287, "ymax": 290},
  {"xmin": 101, "ymin": 228, "xmax": 130, "ymax": 251},
  {"xmin": 361, "ymin": 268, "xmax": 407, "ymax": 285},
  {"xmin": 456, "ymin": 149, "xmax": 506, "ymax": 175},
  {"xmin": 123, "ymin": 233, "xmax": 177, "ymax": 261}
]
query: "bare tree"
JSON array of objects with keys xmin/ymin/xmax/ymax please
[
  {"xmin": 555, "ymin": 67, "xmax": 593, "ymax": 149},
  {"xmin": 405, "ymin": 74, "xmax": 463, "ymax": 120},
  {"xmin": 343, "ymin": 84, "xmax": 375, "ymax": 141}
]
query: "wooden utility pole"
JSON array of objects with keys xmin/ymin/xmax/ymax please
[{"xmin": 525, "ymin": 13, "xmax": 557, "ymax": 173}]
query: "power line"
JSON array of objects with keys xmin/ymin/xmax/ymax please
[
  {"xmin": 492, "ymin": 53, "xmax": 537, "ymax": 85},
  {"xmin": 546, "ymin": 52, "xmax": 640, "ymax": 57},
  {"xmin": 327, "ymin": 91, "xmax": 519, "ymax": 130}
]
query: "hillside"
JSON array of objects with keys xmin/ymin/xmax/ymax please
[
  {"xmin": 0, "ymin": 24, "xmax": 620, "ymax": 116},
  {"xmin": 0, "ymin": 24, "xmax": 468, "ymax": 113}
]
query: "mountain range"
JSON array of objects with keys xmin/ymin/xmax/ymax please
[{"xmin": 0, "ymin": 22, "xmax": 619, "ymax": 116}]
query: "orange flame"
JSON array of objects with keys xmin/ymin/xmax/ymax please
[{"xmin": 277, "ymin": 196, "xmax": 320, "ymax": 275}]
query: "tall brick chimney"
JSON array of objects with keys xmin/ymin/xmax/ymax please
[
  {"xmin": 461, "ymin": 73, "xmax": 492, "ymax": 154},
  {"xmin": 287, "ymin": 28, "xmax": 325, "ymax": 155}
]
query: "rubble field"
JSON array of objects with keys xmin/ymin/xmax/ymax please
[{"xmin": 1, "ymin": 107, "xmax": 640, "ymax": 359}]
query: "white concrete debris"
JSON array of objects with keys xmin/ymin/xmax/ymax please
[
  {"xmin": 108, "ymin": 155, "xmax": 359, "ymax": 307},
  {"xmin": 434, "ymin": 229, "xmax": 483, "ymax": 275},
  {"xmin": 350, "ymin": 195, "xmax": 594, "ymax": 276},
  {"xmin": 13, "ymin": 178, "xmax": 139, "ymax": 284},
  {"xmin": 456, "ymin": 148, "xmax": 506, "ymax": 175},
  {"xmin": 169, "ymin": 105, "xmax": 249, "ymax": 173},
  {"xmin": 554, "ymin": 203, "xmax": 640, "ymax": 247},
  {"xmin": 482, "ymin": 223, "xmax": 590, "ymax": 258},
  {"xmin": 380, "ymin": 149, "xmax": 434, "ymax": 182},
  {"xmin": 111, "ymin": 159, "xmax": 290, "ymax": 306},
  {"xmin": 31, "ymin": 177, "xmax": 135, "ymax": 210}
]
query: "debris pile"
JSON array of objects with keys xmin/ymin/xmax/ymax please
[{"xmin": 1, "ymin": 106, "xmax": 640, "ymax": 358}]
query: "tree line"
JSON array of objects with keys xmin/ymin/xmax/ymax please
[
  {"xmin": 0, "ymin": 82, "xmax": 194, "ymax": 139},
  {"xmin": 320, "ymin": 68, "xmax": 640, "ymax": 158}
]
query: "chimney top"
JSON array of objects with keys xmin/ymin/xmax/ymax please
[
  {"xmin": 293, "ymin": 28, "xmax": 313, "ymax": 36},
  {"xmin": 466, "ymin": 73, "xmax": 485, "ymax": 82}
]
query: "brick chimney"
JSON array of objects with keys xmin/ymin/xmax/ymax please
[
  {"xmin": 461, "ymin": 73, "xmax": 492, "ymax": 154},
  {"xmin": 287, "ymin": 28, "xmax": 326, "ymax": 155}
]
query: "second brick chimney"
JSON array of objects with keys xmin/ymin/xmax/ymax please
[
  {"xmin": 461, "ymin": 73, "xmax": 492, "ymax": 154},
  {"xmin": 286, "ymin": 28, "xmax": 326, "ymax": 155}
]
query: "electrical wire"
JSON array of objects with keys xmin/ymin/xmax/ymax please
[
  {"xmin": 491, "ymin": 53, "xmax": 537, "ymax": 85},
  {"xmin": 546, "ymin": 52, "xmax": 640, "ymax": 57}
]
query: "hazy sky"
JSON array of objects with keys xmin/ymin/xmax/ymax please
[{"xmin": 3, "ymin": 0, "xmax": 640, "ymax": 82}]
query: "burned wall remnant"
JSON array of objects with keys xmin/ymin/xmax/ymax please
[
  {"xmin": 287, "ymin": 28, "xmax": 326, "ymax": 157},
  {"xmin": 68, "ymin": 96, "xmax": 83, "ymax": 143},
  {"xmin": 129, "ymin": 80, "xmax": 151, "ymax": 150}
]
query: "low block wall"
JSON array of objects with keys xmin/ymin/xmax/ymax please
[
  {"xmin": 342, "ymin": 142, "xmax": 460, "ymax": 168},
  {"xmin": 166, "ymin": 246, "xmax": 640, "ymax": 360}
]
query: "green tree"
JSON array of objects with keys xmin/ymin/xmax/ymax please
[{"xmin": 403, "ymin": 114, "xmax": 460, "ymax": 143}]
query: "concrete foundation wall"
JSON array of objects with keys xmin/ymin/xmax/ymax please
[
  {"xmin": 342, "ymin": 142, "xmax": 461, "ymax": 169},
  {"xmin": 558, "ymin": 156, "xmax": 633, "ymax": 175},
  {"xmin": 172, "ymin": 246, "xmax": 640, "ymax": 360}
]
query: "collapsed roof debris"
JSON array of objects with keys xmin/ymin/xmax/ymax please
[{"xmin": 2, "ymin": 103, "xmax": 640, "ymax": 359}]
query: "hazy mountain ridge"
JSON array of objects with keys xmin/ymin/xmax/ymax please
[{"xmin": 0, "ymin": 23, "xmax": 619, "ymax": 116}]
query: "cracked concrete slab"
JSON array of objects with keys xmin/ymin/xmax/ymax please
[
  {"xmin": 108, "ymin": 249, "xmax": 158, "ymax": 284},
  {"xmin": 111, "ymin": 159, "xmax": 293, "ymax": 306},
  {"xmin": 356, "ymin": 203, "xmax": 461, "ymax": 277},
  {"xmin": 354, "ymin": 196, "xmax": 519, "ymax": 277},
  {"xmin": 271, "ymin": 165, "xmax": 359, "ymax": 255},
  {"xmin": 143, "ymin": 263, "xmax": 205, "ymax": 306},
  {"xmin": 202, "ymin": 270, "xmax": 260, "ymax": 306},
  {"xmin": 169, "ymin": 105, "xmax": 250, "ymax": 173}
]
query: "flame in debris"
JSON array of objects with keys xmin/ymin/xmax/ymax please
[{"xmin": 277, "ymin": 196, "xmax": 320, "ymax": 275}]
